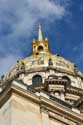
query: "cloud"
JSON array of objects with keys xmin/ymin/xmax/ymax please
[
  {"xmin": 0, "ymin": 0, "xmax": 71, "ymax": 76},
  {"xmin": 0, "ymin": 54, "xmax": 21, "ymax": 77},
  {"xmin": 0, "ymin": 0, "xmax": 65, "ymax": 36}
]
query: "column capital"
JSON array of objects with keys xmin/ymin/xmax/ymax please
[{"xmin": 40, "ymin": 106, "xmax": 49, "ymax": 114}]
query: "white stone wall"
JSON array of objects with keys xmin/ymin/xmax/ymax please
[
  {"xmin": 0, "ymin": 94, "xmax": 79, "ymax": 125},
  {"xmin": 11, "ymin": 94, "xmax": 41, "ymax": 125},
  {"xmin": 0, "ymin": 98, "xmax": 11, "ymax": 125},
  {"xmin": 18, "ymin": 69, "xmax": 83, "ymax": 89}
]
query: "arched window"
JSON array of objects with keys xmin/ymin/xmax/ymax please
[
  {"xmin": 62, "ymin": 76, "xmax": 71, "ymax": 86},
  {"xmin": 38, "ymin": 46, "xmax": 43, "ymax": 51},
  {"xmin": 32, "ymin": 75, "xmax": 42, "ymax": 84}
]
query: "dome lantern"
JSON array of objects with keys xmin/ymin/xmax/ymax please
[{"xmin": 32, "ymin": 24, "xmax": 50, "ymax": 55}]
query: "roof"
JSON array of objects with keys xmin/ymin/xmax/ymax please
[{"xmin": 1, "ymin": 24, "xmax": 83, "ymax": 80}]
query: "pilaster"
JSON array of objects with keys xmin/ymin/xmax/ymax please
[{"xmin": 40, "ymin": 107, "xmax": 49, "ymax": 125}]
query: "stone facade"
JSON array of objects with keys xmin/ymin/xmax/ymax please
[{"xmin": 0, "ymin": 82, "xmax": 83, "ymax": 125}]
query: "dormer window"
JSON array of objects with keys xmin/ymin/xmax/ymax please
[{"xmin": 32, "ymin": 75, "xmax": 42, "ymax": 84}]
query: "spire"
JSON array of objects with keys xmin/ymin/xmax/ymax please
[{"xmin": 38, "ymin": 23, "xmax": 43, "ymax": 41}]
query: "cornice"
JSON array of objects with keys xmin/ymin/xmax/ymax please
[
  {"xmin": 0, "ymin": 83, "xmax": 11, "ymax": 108},
  {"xmin": 40, "ymin": 96, "xmax": 83, "ymax": 123},
  {"xmin": 75, "ymin": 95, "xmax": 83, "ymax": 107},
  {"xmin": 66, "ymin": 86, "xmax": 83, "ymax": 96},
  {"xmin": 0, "ymin": 82, "xmax": 83, "ymax": 123}
]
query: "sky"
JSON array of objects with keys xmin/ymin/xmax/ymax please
[{"xmin": 0, "ymin": 0, "xmax": 83, "ymax": 77}]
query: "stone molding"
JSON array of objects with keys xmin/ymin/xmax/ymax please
[{"xmin": 0, "ymin": 82, "xmax": 83, "ymax": 124}]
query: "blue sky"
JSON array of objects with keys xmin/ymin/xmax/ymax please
[{"xmin": 0, "ymin": 0, "xmax": 83, "ymax": 77}]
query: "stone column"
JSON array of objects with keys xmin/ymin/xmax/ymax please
[
  {"xmin": 42, "ymin": 77, "xmax": 45, "ymax": 83},
  {"xmin": 60, "ymin": 92, "xmax": 65, "ymax": 101},
  {"xmin": 40, "ymin": 107, "xmax": 49, "ymax": 125}
]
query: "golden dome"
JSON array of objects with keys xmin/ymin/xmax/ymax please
[
  {"xmin": 23, "ymin": 53, "xmax": 74, "ymax": 74},
  {"xmin": 4, "ymin": 24, "xmax": 83, "ymax": 80}
]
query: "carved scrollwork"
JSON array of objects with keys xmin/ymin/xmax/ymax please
[{"xmin": 17, "ymin": 61, "xmax": 25, "ymax": 72}]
